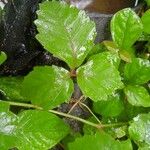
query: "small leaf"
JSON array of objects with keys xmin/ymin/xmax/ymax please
[
  {"xmin": 68, "ymin": 131, "xmax": 132, "ymax": 150},
  {"xmin": 21, "ymin": 66, "xmax": 73, "ymax": 109},
  {"xmin": 111, "ymin": 8, "xmax": 143, "ymax": 50},
  {"xmin": 93, "ymin": 92, "xmax": 124, "ymax": 117},
  {"xmin": 0, "ymin": 51, "xmax": 7, "ymax": 65},
  {"xmin": 103, "ymin": 41, "xmax": 119, "ymax": 53},
  {"xmin": 124, "ymin": 85, "xmax": 150, "ymax": 107},
  {"xmin": 77, "ymin": 52, "xmax": 123, "ymax": 102},
  {"xmin": 129, "ymin": 113, "xmax": 150, "ymax": 146},
  {"xmin": 142, "ymin": 9, "xmax": 150, "ymax": 34},
  {"xmin": 0, "ymin": 77, "xmax": 25, "ymax": 101},
  {"xmin": 124, "ymin": 58, "xmax": 150, "ymax": 85},
  {"xmin": 16, "ymin": 110, "xmax": 70, "ymax": 150},
  {"xmin": 35, "ymin": 1, "xmax": 96, "ymax": 69}
]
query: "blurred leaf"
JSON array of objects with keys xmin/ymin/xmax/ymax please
[
  {"xmin": 111, "ymin": 8, "xmax": 143, "ymax": 55},
  {"xmin": 0, "ymin": 51, "xmax": 7, "ymax": 65},
  {"xmin": 0, "ymin": 77, "xmax": 25, "ymax": 101},
  {"xmin": 124, "ymin": 85, "xmax": 150, "ymax": 107},
  {"xmin": 142, "ymin": 9, "xmax": 150, "ymax": 34},
  {"xmin": 129, "ymin": 113, "xmax": 150, "ymax": 147},
  {"xmin": 124, "ymin": 58, "xmax": 150, "ymax": 85}
]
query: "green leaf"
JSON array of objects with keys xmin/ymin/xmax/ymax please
[
  {"xmin": 124, "ymin": 58, "xmax": 150, "ymax": 85},
  {"xmin": 16, "ymin": 110, "xmax": 70, "ymax": 150},
  {"xmin": 0, "ymin": 77, "xmax": 25, "ymax": 101},
  {"xmin": 77, "ymin": 52, "xmax": 123, "ymax": 102},
  {"xmin": 0, "ymin": 51, "xmax": 7, "ymax": 65},
  {"xmin": 68, "ymin": 131, "xmax": 132, "ymax": 150},
  {"xmin": 0, "ymin": 104, "xmax": 70, "ymax": 150},
  {"xmin": 0, "ymin": 101, "xmax": 9, "ymax": 112},
  {"xmin": 21, "ymin": 66, "xmax": 73, "ymax": 109},
  {"xmin": 35, "ymin": 1, "xmax": 96, "ymax": 69},
  {"xmin": 124, "ymin": 85, "xmax": 150, "ymax": 107},
  {"xmin": 0, "ymin": 105, "xmax": 18, "ymax": 150},
  {"xmin": 93, "ymin": 92, "xmax": 124, "ymax": 117},
  {"xmin": 129, "ymin": 113, "xmax": 150, "ymax": 147},
  {"xmin": 145, "ymin": 0, "xmax": 150, "ymax": 6},
  {"xmin": 142, "ymin": 9, "xmax": 150, "ymax": 34},
  {"xmin": 111, "ymin": 8, "xmax": 143, "ymax": 50}
]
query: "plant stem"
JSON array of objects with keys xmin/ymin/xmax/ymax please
[
  {"xmin": 0, "ymin": 100, "xmax": 128, "ymax": 129},
  {"xmin": 49, "ymin": 109, "xmax": 100, "ymax": 129},
  {"xmin": 1, "ymin": 100, "xmax": 42, "ymax": 110},
  {"xmin": 79, "ymin": 102, "xmax": 101, "ymax": 124}
]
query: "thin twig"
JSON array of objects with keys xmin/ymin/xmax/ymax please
[{"xmin": 79, "ymin": 102, "xmax": 101, "ymax": 124}]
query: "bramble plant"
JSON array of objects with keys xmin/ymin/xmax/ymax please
[{"xmin": 0, "ymin": 1, "xmax": 150, "ymax": 150}]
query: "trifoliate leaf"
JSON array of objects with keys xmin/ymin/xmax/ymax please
[
  {"xmin": 35, "ymin": 1, "xmax": 96, "ymax": 69},
  {"xmin": 129, "ymin": 113, "xmax": 150, "ymax": 147},
  {"xmin": 124, "ymin": 58, "xmax": 150, "ymax": 85},
  {"xmin": 0, "ymin": 77, "xmax": 25, "ymax": 101},
  {"xmin": 21, "ymin": 66, "xmax": 73, "ymax": 109},
  {"xmin": 93, "ymin": 92, "xmax": 124, "ymax": 117},
  {"xmin": 142, "ymin": 9, "xmax": 150, "ymax": 34},
  {"xmin": 68, "ymin": 131, "xmax": 132, "ymax": 150},
  {"xmin": 77, "ymin": 52, "xmax": 123, "ymax": 102},
  {"xmin": 124, "ymin": 85, "xmax": 150, "ymax": 107},
  {"xmin": 111, "ymin": 8, "xmax": 143, "ymax": 50}
]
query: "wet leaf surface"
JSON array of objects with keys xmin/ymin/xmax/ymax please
[
  {"xmin": 77, "ymin": 52, "xmax": 123, "ymax": 102},
  {"xmin": 0, "ymin": 104, "xmax": 70, "ymax": 150},
  {"xmin": 124, "ymin": 58, "xmax": 150, "ymax": 85},
  {"xmin": 129, "ymin": 113, "xmax": 150, "ymax": 147},
  {"xmin": 35, "ymin": 1, "xmax": 96, "ymax": 69},
  {"xmin": 124, "ymin": 85, "xmax": 150, "ymax": 107},
  {"xmin": 111, "ymin": 8, "xmax": 143, "ymax": 50}
]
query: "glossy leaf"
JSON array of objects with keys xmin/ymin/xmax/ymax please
[
  {"xmin": 0, "ymin": 104, "xmax": 17, "ymax": 150},
  {"xmin": 124, "ymin": 85, "xmax": 150, "ymax": 107},
  {"xmin": 142, "ymin": 9, "xmax": 150, "ymax": 34},
  {"xmin": 21, "ymin": 66, "xmax": 73, "ymax": 109},
  {"xmin": 93, "ymin": 92, "xmax": 124, "ymax": 117},
  {"xmin": 77, "ymin": 52, "xmax": 123, "ymax": 102},
  {"xmin": 68, "ymin": 131, "xmax": 132, "ymax": 150},
  {"xmin": 0, "ymin": 77, "xmax": 25, "ymax": 101},
  {"xmin": 0, "ymin": 51, "xmax": 7, "ymax": 65},
  {"xmin": 35, "ymin": 1, "xmax": 96, "ymax": 69},
  {"xmin": 124, "ymin": 58, "xmax": 150, "ymax": 84},
  {"xmin": 16, "ymin": 110, "xmax": 70, "ymax": 150},
  {"xmin": 111, "ymin": 8, "xmax": 143, "ymax": 50},
  {"xmin": 129, "ymin": 113, "xmax": 150, "ymax": 146},
  {"xmin": 0, "ymin": 105, "xmax": 70, "ymax": 150}
]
